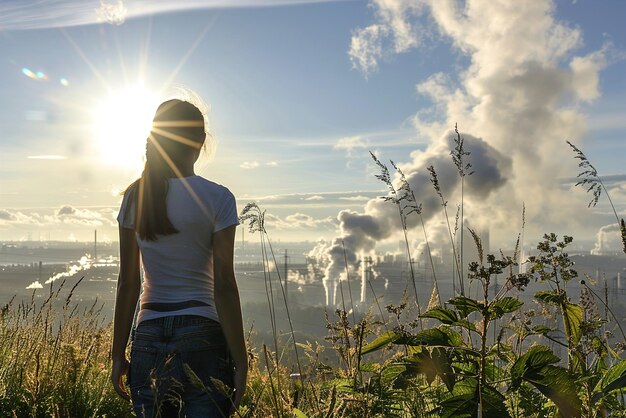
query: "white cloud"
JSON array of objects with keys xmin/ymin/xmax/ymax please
[
  {"xmin": 0, "ymin": 206, "xmax": 117, "ymax": 228},
  {"xmin": 240, "ymin": 161, "xmax": 260, "ymax": 169},
  {"xmin": 334, "ymin": 135, "xmax": 370, "ymax": 154},
  {"xmin": 349, "ymin": 0, "xmax": 426, "ymax": 75},
  {"xmin": 339, "ymin": 195, "xmax": 371, "ymax": 202},
  {"xmin": 56, "ymin": 205, "xmax": 117, "ymax": 227},
  {"xmin": 304, "ymin": 195, "xmax": 325, "ymax": 201},
  {"xmin": 263, "ymin": 212, "xmax": 336, "ymax": 230},
  {"xmin": 266, "ymin": 161, "xmax": 278, "ymax": 167}
]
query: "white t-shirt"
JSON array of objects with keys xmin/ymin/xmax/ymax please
[{"xmin": 117, "ymin": 175, "xmax": 239, "ymax": 324}]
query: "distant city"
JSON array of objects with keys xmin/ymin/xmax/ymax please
[{"xmin": 2, "ymin": 233, "xmax": 626, "ymax": 349}]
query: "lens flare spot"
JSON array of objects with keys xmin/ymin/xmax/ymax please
[
  {"xmin": 60, "ymin": 78, "xmax": 69, "ymax": 86},
  {"xmin": 22, "ymin": 67, "xmax": 36, "ymax": 79},
  {"xmin": 22, "ymin": 67, "xmax": 48, "ymax": 80}
]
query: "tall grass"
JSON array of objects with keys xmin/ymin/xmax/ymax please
[{"xmin": 0, "ymin": 278, "xmax": 133, "ymax": 417}]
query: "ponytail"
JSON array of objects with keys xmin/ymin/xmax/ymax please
[{"xmin": 125, "ymin": 99, "xmax": 206, "ymax": 241}]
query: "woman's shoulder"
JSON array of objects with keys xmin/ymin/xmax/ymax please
[
  {"xmin": 189, "ymin": 176, "xmax": 234, "ymax": 197},
  {"xmin": 122, "ymin": 179, "xmax": 140, "ymax": 198}
]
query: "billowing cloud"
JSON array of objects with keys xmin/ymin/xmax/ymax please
[
  {"xmin": 0, "ymin": 209, "xmax": 16, "ymax": 221},
  {"xmin": 321, "ymin": 0, "xmax": 613, "ymax": 303},
  {"xmin": 57, "ymin": 206, "xmax": 76, "ymax": 216},
  {"xmin": 45, "ymin": 255, "xmax": 92, "ymax": 284},
  {"xmin": 591, "ymin": 223, "xmax": 623, "ymax": 255}
]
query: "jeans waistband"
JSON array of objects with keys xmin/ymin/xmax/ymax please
[
  {"xmin": 140, "ymin": 300, "xmax": 211, "ymax": 312},
  {"xmin": 133, "ymin": 315, "xmax": 222, "ymax": 343}
]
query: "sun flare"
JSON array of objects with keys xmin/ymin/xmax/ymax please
[{"xmin": 92, "ymin": 85, "xmax": 158, "ymax": 170}]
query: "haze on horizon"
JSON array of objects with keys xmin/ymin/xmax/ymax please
[{"xmin": 1, "ymin": 0, "xmax": 626, "ymax": 260}]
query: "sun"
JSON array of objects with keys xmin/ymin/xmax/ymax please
[{"xmin": 92, "ymin": 85, "xmax": 159, "ymax": 170}]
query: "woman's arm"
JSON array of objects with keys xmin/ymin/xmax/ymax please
[
  {"xmin": 213, "ymin": 225, "xmax": 248, "ymax": 409},
  {"xmin": 111, "ymin": 225, "xmax": 141, "ymax": 400}
]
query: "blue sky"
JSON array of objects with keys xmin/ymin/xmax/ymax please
[{"xmin": 1, "ymin": 0, "xmax": 625, "ymax": 256}]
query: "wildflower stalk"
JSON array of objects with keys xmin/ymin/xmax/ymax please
[
  {"xmin": 428, "ymin": 165, "xmax": 463, "ymax": 295},
  {"xmin": 391, "ymin": 160, "xmax": 442, "ymax": 308},
  {"xmin": 240, "ymin": 202, "xmax": 308, "ymax": 409},
  {"xmin": 567, "ymin": 140, "xmax": 626, "ymax": 254},
  {"xmin": 370, "ymin": 152, "xmax": 422, "ymax": 325},
  {"xmin": 451, "ymin": 124, "xmax": 475, "ymax": 296}
]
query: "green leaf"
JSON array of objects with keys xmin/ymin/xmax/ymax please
[
  {"xmin": 359, "ymin": 362, "xmax": 381, "ymax": 373},
  {"xmin": 440, "ymin": 378, "xmax": 477, "ymax": 418},
  {"xmin": 322, "ymin": 378, "xmax": 355, "ymax": 393},
  {"xmin": 562, "ymin": 302, "xmax": 583, "ymax": 345},
  {"xmin": 361, "ymin": 330, "xmax": 402, "ymax": 355},
  {"xmin": 530, "ymin": 325, "xmax": 553, "ymax": 335},
  {"xmin": 448, "ymin": 296, "xmax": 483, "ymax": 318},
  {"xmin": 480, "ymin": 384, "xmax": 511, "ymax": 418},
  {"xmin": 381, "ymin": 363, "xmax": 407, "ymax": 383},
  {"xmin": 489, "ymin": 297, "xmax": 523, "ymax": 319},
  {"xmin": 405, "ymin": 347, "xmax": 456, "ymax": 391},
  {"xmin": 510, "ymin": 346, "xmax": 581, "ymax": 417},
  {"xmin": 293, "ymin": 408, "xmax": 308, "ymax": 418},
  {"xmin": 421, "ymin": 308, "xmax": 477, "ymax": 332},
  {"xmin": 593, "ymin": 360, "xmax": 626, "ymax": 402},
  {"xmin": 440, "ymin": 378, "xmax": 511, "ymax": 418},
  {"xmin": 440, "ymin": 393, "xmax": 475, "ymax": 418},
  {"xmin": 421, "ymin": 307, "xmax": 459, "ymax": 324},
  {"xmin": 396, "ymin": 327, "xmax": 463, "ymax": 347},
  {"xmin": 432, "ymin": 347, "xmax": 456, "ymax": 392},
  {"xmin": 525, "ymin": 365, "xmax": 581, "ymax": 418},
  {"xmin": 510, "ymin": 345, "xmax": 560, "ymax": 388},
  {"xmin": 534, "ymin": 290, "xmax": 565, "ymax": 306}
]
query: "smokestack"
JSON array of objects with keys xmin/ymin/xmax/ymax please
[
  {"xmin": 360, "ymin": 253, "xmax": 366, "ymax": 303},
  {"xmin": 360, "ymin": 255, "xmax": 374, "ymax": 304},
  {"xmin": 323, "ymin": 278, "xmax": 338, "ymax": 306},
  {"xmin": 284, "ymin": 249, "xmax": 288, "ymax": 306},
  {"xmin": 94, "ymin": 229, "xmax": 98, "ymax": 263}
]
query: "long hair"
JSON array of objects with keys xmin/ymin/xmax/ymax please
[{"xmin": 126, "ymin": 99, "xmax": 206, "ymax": 241}]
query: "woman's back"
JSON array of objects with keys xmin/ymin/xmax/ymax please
[{"xmin": 118, "ymin": 175, "xmax": 238, "ymax": 324}]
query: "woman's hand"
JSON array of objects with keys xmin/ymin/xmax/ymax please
[{"xmin": 111, "ymin": 357, "xmax": 131, "ymax": 401}]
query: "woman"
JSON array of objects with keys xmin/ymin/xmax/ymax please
[{"xmin": 111, "ymin": 99, "xmax": 247, "ymax": 417}]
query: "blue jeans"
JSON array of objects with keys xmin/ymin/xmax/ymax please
[{"xmin": 129, "ymin": 315, "xmax": 234, "ymax": 417}]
